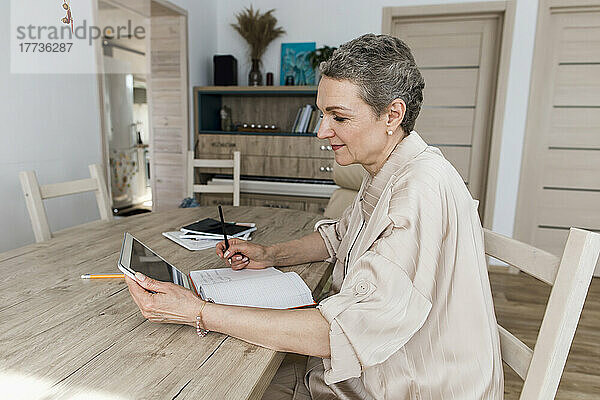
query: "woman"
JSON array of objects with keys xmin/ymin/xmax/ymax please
[{"xmin": 126, "ymin": 34, "xmax": 504, "ymax": 399}]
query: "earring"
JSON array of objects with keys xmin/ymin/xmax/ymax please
[{"xmin": 387, "ymin": 130, "xmax": 393, "ymax": 136}]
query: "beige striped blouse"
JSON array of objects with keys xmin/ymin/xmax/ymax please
[{"xmin": 314, "ymin": 132, "xmax": 504, "ymax": 399}]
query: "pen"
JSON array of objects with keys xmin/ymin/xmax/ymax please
[
  {"xmin": 218, "ymin": 205, "xmax": 230, "ymax": 251},
  {"xmin": 81, "ymin": 274, "xmax": 125, "ymax": 279}
]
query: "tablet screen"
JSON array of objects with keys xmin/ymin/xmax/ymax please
[{"xmin": 119, "ymin": 233, "xmax": 189, "ymax": 288}]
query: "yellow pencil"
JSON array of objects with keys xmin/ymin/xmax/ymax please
[{"xmin": 81, "ymin": 274, "xmax": 125, "ymax": 279}]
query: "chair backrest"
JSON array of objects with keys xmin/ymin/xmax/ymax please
[
  {"xmin": 323, "ymin": 163, "xmax": 366, "ymax": 219},
  {"xmin": 19, "ymin": 164, "xmax": 113, "ymax": 243},
  {"xmin": 483, "ymin": 228, "xmax": 600, "ymax": 399},
  {"xmin": 187, "ymin": 151, "xmax": 241, "ymax": 206}
]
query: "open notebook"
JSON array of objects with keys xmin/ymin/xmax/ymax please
[{"xmin": 189, "ymin": 267, "xmax": 316, "ymax": 309}]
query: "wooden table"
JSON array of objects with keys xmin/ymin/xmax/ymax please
[{"xmin": 0, "ymin": 207, "xmax": 332, "ymax": 399}]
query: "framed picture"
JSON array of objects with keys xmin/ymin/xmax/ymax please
[{"xmin": 280, "ymin": 42, "xmax": 316, "ymax": 86}]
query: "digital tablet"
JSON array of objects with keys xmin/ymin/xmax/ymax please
[{"xmin": 118, "ymin": 232, "xmax": 192, "ymax": 289}]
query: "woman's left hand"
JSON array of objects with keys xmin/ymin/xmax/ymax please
[{"xmin": 125, "ymin": 272, "xmax": 204, "ymax": 327}]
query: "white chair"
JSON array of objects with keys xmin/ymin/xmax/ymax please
[
  {"xmin": 19, "ymin": 164, "xmax": 113, "ymax": 243},
  {"xmin": 324, "ymin": 163, "xmax": 366, "ymax": 219},
  {"xmin": 484, "ymin": 227, "xmax": 600, "ymax": 399},
  {"xmin": 187, "ymin": 151, "xmax": 241, "ymax": 206}
]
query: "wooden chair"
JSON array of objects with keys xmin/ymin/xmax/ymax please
[
  {"xmin": 19, "ymin": 164, "xmax": 113, "ymax": 243},
  {"xmin": 484, "ymin": 227, "xmax": 600, "ymax": 399},
  {"xmin": 187, "ymin": 151, "xmax": 241, "ymax": 206}
]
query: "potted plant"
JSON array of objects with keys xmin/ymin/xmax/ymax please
[
  {"xmin": 231, "ymin": 6, "xmax": 285, "ymax": 86},
  {"xmin": 308, "ymin": 45, "xmax": 337, "ymax": 83}
]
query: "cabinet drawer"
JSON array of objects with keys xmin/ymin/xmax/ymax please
[
  {"xmin": 198, "ymin": 193, "xmax": 234, "ymax": 207},
  {"xmin": 243, "ymin": 195, "xmax": 306, "ymax": 211},
  {"xmin": 199, "ymin": 193, "xmax": 329, "ymax": 214},
  {"xmin": 196, "ymin": 154, "xmax": 335, "ymax": 180},
  {"xmin": 197, "ymin": 134, "xmax": 334, "ymax": 159},
  {"xmin": 255, "ymin": 156, "xmax": 334, "ymax": 179},
  {"xmin": 305, "ymin": 198, "xmax": 329, "ymax": 214},
  {"xmin": 197, "ymin": 135, "xmax": 240, "ymax": 154}
]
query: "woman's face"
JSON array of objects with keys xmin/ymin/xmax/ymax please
[{"xmin": 316, "ymin": 77, "xmax": 401, "ymax": 175}]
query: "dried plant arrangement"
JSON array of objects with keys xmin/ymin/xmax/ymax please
[{"xmin": 231, "ymin": 6, "xmax": 285, "ymax": 61}]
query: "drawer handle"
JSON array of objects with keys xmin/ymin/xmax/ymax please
[
  {"xmin": 327, "ymin": 145, "xmax": 332, "ymax": 151},
  {"xmin": 319, "ymin": 166, "xmax": 333, "ymax": 173},
  {"xmin": 211, "ymin": 142, "xmax": 236, "ymax": 148},
  {"xmin": 319, "ymin": 166, "xmax": 325, "ymax": 172},
  {"xmin": 319, "ymin": 145, "xmax": 333, "ymax": 151}
]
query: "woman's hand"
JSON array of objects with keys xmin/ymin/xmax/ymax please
[
  {"xmin": 125, "ymin": 272, "xmax": 203, "ymax": 327},
  {"xmin": 215, "ymin": 238, "xmax": 274, "ymax": 270}
]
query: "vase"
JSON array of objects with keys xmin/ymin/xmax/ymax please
[{"xmin": 248, "ymin": 59, "xmax": 262, "ymax": 86}]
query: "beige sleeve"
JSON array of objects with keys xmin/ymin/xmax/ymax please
[
  {"xmin": 317, "ymin": 248, "xmax": 432, "ymax": 384},
  {"xmin": 314, "ymin": 203, "xmax": 353, "ymax": 262}
]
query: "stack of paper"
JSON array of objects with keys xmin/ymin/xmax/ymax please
[
  {"xmin": 162, "ymin": 230, "xmax": 253, "ymax": 251},
  {"xmin": 162, "ymin": 220, "xmax": 256, "ymax": 251}
]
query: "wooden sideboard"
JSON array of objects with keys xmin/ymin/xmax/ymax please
[{"xmin": 193, "ymin": 86, "xmax": 337, "ymax": 212}]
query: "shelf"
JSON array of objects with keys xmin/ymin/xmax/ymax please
[
  {"xmin": 194, "ymin": 86, "xmax": 319, "ymax": 138},
  {"xmin": 198, "ymin": 130, "xmax": 317, "ymax": 137},
  {"xmin": 194, "ymin": 86, "xmax": 317, "ymax": 95}
]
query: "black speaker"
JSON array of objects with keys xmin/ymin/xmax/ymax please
[{"xmin": 213, "ymin": 55, "xmax": 238, "ymax": 86}]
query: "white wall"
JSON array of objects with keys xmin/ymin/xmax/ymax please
[
  {"xmin": 169, "ymin": 0, "xmax": 218, "ymax": 145},
  {"xmin": 490, "ymin": 0, "xmax": 538, "ymax": 237},
  {"xmin": 215, "ymin": 0, "xmax": 538, "ymax": 237},
  {"xmin": 0, "ymin": 0, "xmax": 216, "ymax": 252},
  {"xmin": 0, "ymin": 1, "xmax": 103, "ymax": 252}
]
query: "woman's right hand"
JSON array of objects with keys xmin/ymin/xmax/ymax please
[{"xmin": 215, "ymin": 238, "xmax": 274, "ymax": 270}]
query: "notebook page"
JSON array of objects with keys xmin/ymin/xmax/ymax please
[
  {"xmin": 190, "ymin": 267, "xmax": 282, "ymax": 285},
  {"xmin": 200, "ymin": 272, "xmax": 315, "ymax": 309}
]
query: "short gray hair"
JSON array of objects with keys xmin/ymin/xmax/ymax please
[{"xmin": 320, "ymin": 34, "xmax": 425, "ymax": 134}]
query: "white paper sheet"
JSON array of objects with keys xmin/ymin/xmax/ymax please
[{"xmin": 162, "ymin": 231, "xmax": 253, "ymax": 251}]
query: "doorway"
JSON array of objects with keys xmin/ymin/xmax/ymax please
[{"xmin": 96, "ymin": 0, "xmax": 189, "ymax": 215}]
